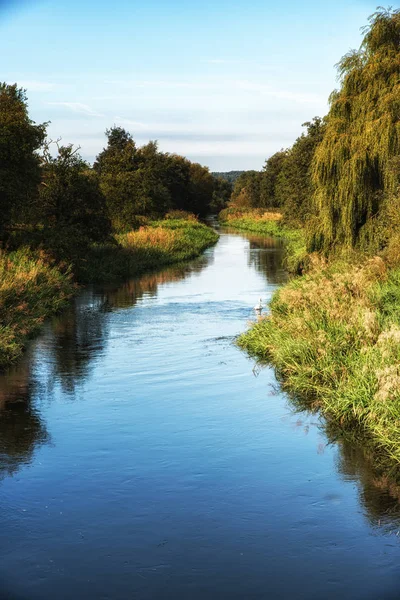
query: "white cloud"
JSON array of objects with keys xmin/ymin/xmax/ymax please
[
  {"xmin": 46, "ymin": 102, "xmax": 104, "ymax": 117},
  {"xmin": 9, "ymin": 80, "xmax": 56, "ymax": 92}
]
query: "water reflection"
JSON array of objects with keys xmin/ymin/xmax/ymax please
[
  {"xmin": 1, "ymin": 229, "xmax": 400, "ymax": 599},
  {"xmin": 38, "ymin": 255, "xmax": 214, "ymax": 395},
  {"xmin": 335, "ymin": 435, "xmax": 400, "ymax": 528},
  {"xmin": 220, "ymin": 226, "xmax": 287, "ymax": 285},
  {"xmin": 248, "ymin": 234, "xmax": 287, "ymax": 284},
  {"xmin": 0, "ymin": 253, "xmax": 214, "ymax": 477},
  {"xmin": 0, "ymin": 363, "xmax": 49, "ymax": 479},
  {"xmin": 102, "ymin": 254, "xmax": 212, "ymax": 309},
  {"xmin": 290, "ymin": 395, "xmax": 400, "ymax": 529}
]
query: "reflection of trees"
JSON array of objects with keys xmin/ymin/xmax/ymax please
[
  {"xmin": 221, "ymin": 227, "xmax": 288, "ymax": 285},
  {"xmin": 0, "ymin": 363, "xmax": 49, "ymax": 479},
  {"xmin": 103, "ymin": 254, "xmax": 211, "ymax": 309},
  {"xmin": 288, "ymin": 388, "xmax": 400, "ymax": 528},
  {"xmin": 48, "ymin": 258, "xmax": 212, "ymax": 392},
  {"xmin": 1, "ymin": 253, "xmax": 214, "ymax": 400},
  {"xmin": 0, "ymin": 253, "xmax": 213, "ymax": 479},
  {"xmin": 247, "ymin": 235, "xmax": 288, "ymax": 285},
  {"xmin": 48, "ymin": 290, "xmax": 110, "ymax": 393},
  {"xmin": 334, "ymin": 433, "xmax": 400, "ymax": 528}
]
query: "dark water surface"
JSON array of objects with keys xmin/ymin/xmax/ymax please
[{"xmin": 1, "ymin": 230, "xmax": 400, "ymax": 600}]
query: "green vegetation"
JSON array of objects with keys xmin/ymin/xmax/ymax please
[
  {"xmin": 211, "ymin": 171, "xmax": 244, "ymax": 185},
  {"xmin": 0, "ymin": 248, "xmax": 75, "ymax": 368},
  {"xmin": 232, "ymin": 9, "xmax": 400, "ymax": 476},
  {"xmin": 0, "ymin": 84, "xmax": 221, "ymax": 369},
  {"xmin": 80, "ymin": 217, "xmax": 219, "ymax": 284},
  {"xmin": 238, "ymin": 256, "xmax": 400, "ymax": 475},
  {"xmin": 311, "ymin": 8, "xmax": 400, "ymax": 253},
  {"xmin": 224, "ymin": 118, "xmax": 325, "ymax": 223},
  {"xmin": 1, "ymin": 217, "xmax": 218, "ymax": 367}
]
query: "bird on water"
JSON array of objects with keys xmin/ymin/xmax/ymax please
[{"xmin": 254, "ymin": 298, "xmax": 263, "ymax": 312}]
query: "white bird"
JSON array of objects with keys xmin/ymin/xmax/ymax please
[{"xmin": 254, "ymin": 297, "xmax": 263, "ymax": 312}]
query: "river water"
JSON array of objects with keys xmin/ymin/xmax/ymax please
[{"xmin": 1, "ymin": 229, "xmax": 400, "ymax": 600}]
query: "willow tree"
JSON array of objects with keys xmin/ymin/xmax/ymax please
[{"xmin": 311, "ymin": 8, "xmax": 400, "ymax": 252}]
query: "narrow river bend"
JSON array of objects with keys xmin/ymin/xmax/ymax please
[{"xmin": 1, "ymin": 229, "xmax": 400, "ymax": 600}]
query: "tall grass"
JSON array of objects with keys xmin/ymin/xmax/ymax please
[
  {"xmin": 80, "ymin": 218, "xmax": 218, "ymax": 283},
  {"xmin": 219, "ymin": 208, "xmax": 307, "ymax": 273},
  {"xmin": 0, "ymin": 248, "xmax": 75, "ymax": 368},
  {"xmin": 239, "ymin": 255, "xmax": 400, "ymax": 476}
]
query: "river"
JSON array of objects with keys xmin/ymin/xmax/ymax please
[{"xmin": 1, "ymin": 228, "xmax": 400, "ymax": 600}]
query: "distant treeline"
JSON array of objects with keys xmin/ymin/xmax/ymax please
[
  {"xmin": 227, "ymin": 7, "xmax": 400, "ymax": 257},
  {"xmin": 211, "ymin": 171, "xmax": 245, "ymax": 184},
  {"xmin": 0, "ymin": 85, "xmax": 231, "ymax": 262}
]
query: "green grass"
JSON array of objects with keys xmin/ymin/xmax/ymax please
[{"xmin": 238, "ymin": 255, "xmax": 400, "ymax": 477}]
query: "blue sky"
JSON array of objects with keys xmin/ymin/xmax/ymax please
[{"xmin": 1, "ymin": 0, "xmax": 379, "ymax": 170}]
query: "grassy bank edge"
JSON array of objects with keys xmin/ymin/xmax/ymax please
[{"xmin": 0, "ymin": 219, "xmax": 218, "ymax": 369}]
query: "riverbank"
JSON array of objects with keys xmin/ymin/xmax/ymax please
[
  {"xmin": 0, "ymin": 218, "xmax": 218, "ymax": 369},
  {"xmin": 218, "ymin": 208, "xmax": 306, "ymax": 273},
  {"xmin": 238, "ymin": 248, "xmax": 400, "ymax": 477},
  {"xmin": 79, "ymin": 218, "xmax": 219, "ymax": 283}
]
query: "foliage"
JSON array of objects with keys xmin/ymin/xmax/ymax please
[
  {"xmin": 209, "ymin": 176, "xmax": 232, "ymax": 213},
  {"xmin": 311, "ymin": 8, "xmax": 400, "ymax": 252},
  {"xmin": 79, "ymin": 218, "xmax": 219, "ymax": 283},
  {"xmin": 261, "ymin": 150, "xmax": 288, "ymax": 208},
  {"xmin": 0, "ymin": 83, "xmax": 46, "ymax": 236},
  {"xmin": 38, "ymin": 142, "xmax": 112, "ymax": 261},
  {"xmin": 230, "ymin": 170, "xmax": 263, "ymax": 208},
  {"xmin": 0, "ymin": 248, "xmax": 75, "ymax": 368},
  {"xmin": 276, "ymin": 118, "xmax": 325, "ymax": 225},
  {"xmin": 227, "ymin": 119, "xmax": 324, "ymax": 219},
  {"xmin": 211, "ymin": 171, "xmax": 245, "ymax": 184},
  {"xmin": 94, "ymin": 127, "xmax": 219, "ymax": 229}
]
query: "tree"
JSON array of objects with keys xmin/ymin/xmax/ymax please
[
  {"xmin": 210, "ymin": 177, "xmax": 232, "ymax": 213},
  {"xmin": 187, "ymin": 162, "xmax": 215, "ymax": 215},
  {"xmin": 275, "ymin": 118, "xmax": 325, "ymax": 225},
  {"xmin": 39, "ymin": 141, "xmax": 111, "ymax": 257},
  {"xmin": 95, "ymin": 127, "xmax": 218, "ymax": 226},
  {"xmin": 231, "ymin": 171, "xmax": 262, "ymax": 208},
  {"xmin": 311, "ymin": 8, "xmax": 400, "ymax": 251},
  {"xmin": 0, "ymin": 83, "xmax": 46, "ymax": 238},
  {"xmin": 261, "ymin": 150, "xmax": 288, "ymax": 208},
  {"xmin": 95, "ymin": 128, "xmax": 172, "ymax": 227}
]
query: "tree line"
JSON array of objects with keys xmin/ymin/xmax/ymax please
[
  {"xmin": 228, "ymin": 7, "xmax": 400, "ymax": 256},
  {"xmin": 228, "ymin": 118, "xmax": 325, "ymax": 226},
  {"xmin": 0, "ymin": 84, "xmax": 231, "ymax": 260}
]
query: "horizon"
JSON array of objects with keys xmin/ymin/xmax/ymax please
[{"xmin": 1, "ymin": 0, "xmax": 378, "ymax": 171}]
